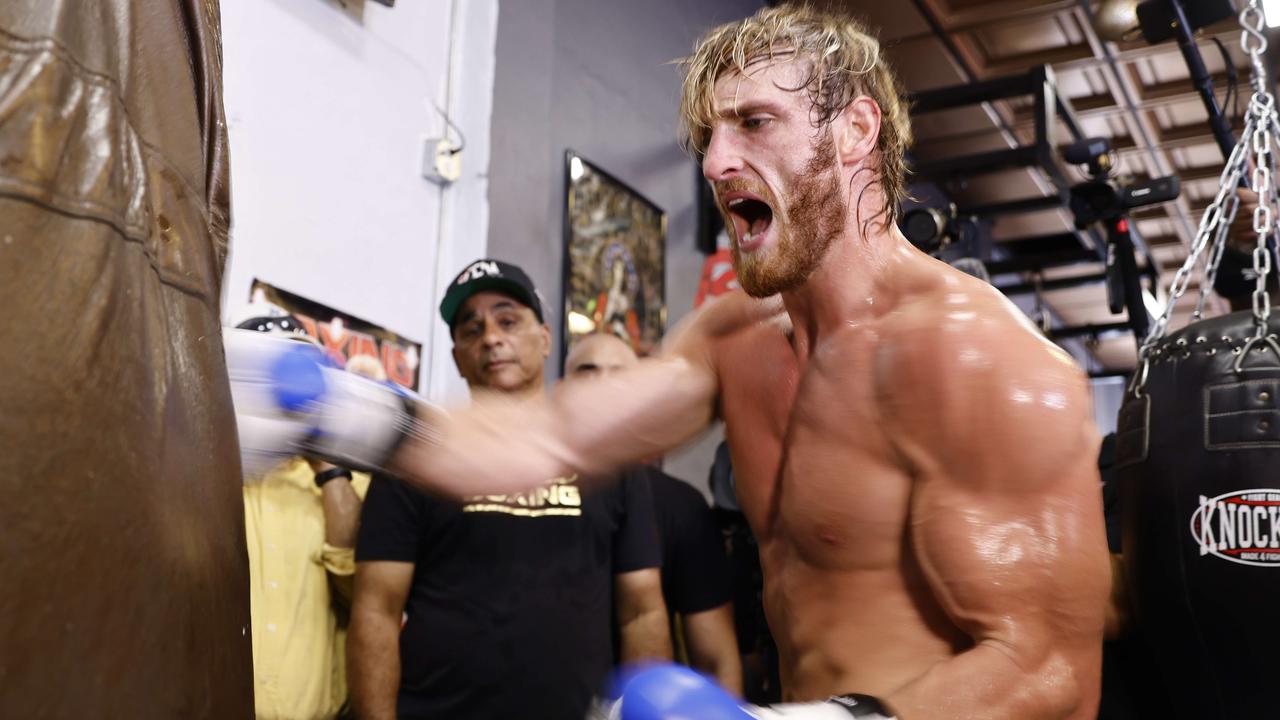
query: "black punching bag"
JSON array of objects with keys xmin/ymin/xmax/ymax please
[{"xmin": 1116, "ymin": 311, "xmax": 1280, "ymax": 718}]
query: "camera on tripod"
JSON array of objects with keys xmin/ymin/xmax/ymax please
[
  {"xmin": 1065, "ymin": 136, "xmax": 1180, "ymax": 228},
  {"xmin": 1062, "ymin": 136, "xmax": 1180, "ymax": 329}
]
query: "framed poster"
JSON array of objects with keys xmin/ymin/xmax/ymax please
[
  {"xmin": 249, "ymin": 280, "xmax": 422, "ymax": 391},
  {"xmin": 561, "ymin": 150, "xmax": 667, "ymax": 366}
]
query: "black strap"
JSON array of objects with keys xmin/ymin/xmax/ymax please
[
  {"xmin": 313, "ymin": 466, "xmax": 353, "ymax": 487},
  {"xmin": 827, "ymin": 694, "xmax": 897, "ymax": 719}
]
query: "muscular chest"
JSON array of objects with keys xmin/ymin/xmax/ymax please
[{"xmin": 717, "ymin": 327, "xmax": 911, "ymax": 569}]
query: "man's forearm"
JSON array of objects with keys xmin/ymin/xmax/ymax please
[
  {"xmin": 709, "ymin": 656, "xmax": 744, "ymax": 698},
  {"xmin": 348, "ymin": 611, "xmax": 402, "ymax": 720},
  {"xmin": 684, "ymin": 605, "xmax": 743, "ymax": 695},
  {"xmin": 322, "ymin": 477, "xmax": 362, "ymax": 548},
  {"xmin": 885, "ymin": 640, "xmax": 1093, "ymax": 720},
  {"xmin": 684, "ymin": 643, "xmax": 742, "ymax": 697},
  {"xmin": 619, "ymin": 608, "xmax": 674, "ymax": 664},
  {"xmin": 389, "ymin": 358, "xmax": 715, "ymax": 498}
]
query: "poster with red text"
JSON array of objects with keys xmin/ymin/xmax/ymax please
[{"xmin": 250, "ymin": 280, "xmax": 422, "ymax": 391}]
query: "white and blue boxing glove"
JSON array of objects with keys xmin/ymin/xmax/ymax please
[
  {"xmin": 602, "ymin": 664, "xmax": 896, "ymax": 720},
  {"xmin": 223, "ymin": 327, "xmax": 423, "ymax": 477}
]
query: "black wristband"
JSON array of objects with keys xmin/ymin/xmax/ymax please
[
  {"xmin": 314, "ymin": 467, "xmax": 353, "ymax": 488},
  {"xmin": 827, "ymin": 694, "xmax": 897, "ymax": 719}
]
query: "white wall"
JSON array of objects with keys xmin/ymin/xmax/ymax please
[
  {"xmin": 1092, "ymin": 376, "xmax": 1126, "ymax": 436},
  {"xmin": 486, "ymin": 0, "xmax": 762, "ymax": 492},
  {"xmin": 220, "ymin": 0, "xmax": 498, "ymax": 403}
]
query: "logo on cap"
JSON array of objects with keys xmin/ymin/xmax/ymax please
[{"xmin": 458, "ymin": 260, "xmax": 501, "ymax": 285}]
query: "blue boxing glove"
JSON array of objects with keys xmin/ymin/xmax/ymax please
[
  {"xmin": 612, "ymin": 664, "xmax": 753, "ymax": 720},
  {"xmin": 223, "ymin": 328, "xmax": 424, "ymax": 477},
  {"xmin": 603, "ymin": 664, "xmax": 894, "ymax": 720}
]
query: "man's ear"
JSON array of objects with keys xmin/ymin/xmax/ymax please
[
  {"xmin": 836, "ymin": 96, "xmax": 882, "ymax": 166},
  {"xmin": 539, "ymin": 324, "xmax": 552, "ymax": 359}
]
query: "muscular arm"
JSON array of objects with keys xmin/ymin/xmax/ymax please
[
  {"xmin": 682, "ymin": 603, "xmax": 743, "ymax": 695},
  {"xmin": 348, "ymin": 561, "xmax": 413, "ymax": 720},
  {"xmin": 388, "ymin": 299, "xmax": 771, "ymax": 499},
  {"xmin": 615, "ymin": 568, "xmax": 674, "ymax": 663},
  {"xmin": 880, "ymin": 323, "xmax": 1109, "ymax": 719}
]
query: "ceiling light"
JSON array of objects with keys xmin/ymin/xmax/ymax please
[{"xmin": 1265, "ymin": 0, "xmax": 1280, "ymax": 28}]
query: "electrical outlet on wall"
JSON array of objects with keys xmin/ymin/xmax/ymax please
[{"xmin": 423, "ymin": 137, "xmax": 462, "ymax": 185}]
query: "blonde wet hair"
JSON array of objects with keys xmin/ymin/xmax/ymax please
[{"xmin": 679, "ymin": 4, "xmax": 913, "ymax": 230}]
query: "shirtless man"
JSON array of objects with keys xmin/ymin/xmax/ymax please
[{"xmin": 230, "ymin": 6, "xmax": 1109, "ymax": 718}]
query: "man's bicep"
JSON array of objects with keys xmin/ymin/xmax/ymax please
[
  {"xmin": 552, "ymin": 354, "xmax": 718, "ymax": 475},
  {"xmin": 353, "ymin": 561, "xmax": 414, "ymax": 616},
  {"xmin": 900, "ymin": 347, "xmax": 1107, "ymax": 645},
  {"xmin": 559, "ymin": 300, "xmax": 724, "ymax": 469},
  {"xmin": 682, "ymin": 603, "xmax": 737, "ymax": 651},
  {"xmin": 615, "ymin": 567, "xmax": 667, "ymax": 618},
  {"xmin": 909, "ymin": 419, "xmax": 1109, "ymax": 655}
]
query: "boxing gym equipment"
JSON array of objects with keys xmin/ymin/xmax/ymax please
[
  {"xmin": 906, "ymin": 65, "xmax": 1171, "ymax": 345},
  {"xmin": 1065, "ymin": 135, "xmax": 1180, "ymax": 338},
  {"xmin": 1093, "ymin": 0, "xmax": 1144, "ymax": 42},
  {"xmin": 224, "ymin": 328, "xmax": 421, "ymax": 476},
  {"xmin": 1091, "ymin": 0, "xmax": 1240, "ymax": 160},
  {"xmin": 1115, "ymin": 3, "xmax": 1280, "ymax": 716},
  {"xmin": 603, "ymin": 664, "xmax": 894, "ymax": 719},
  {"xmin": 900, "ymin": 204, "xmax": 959, "ymax": 252}
]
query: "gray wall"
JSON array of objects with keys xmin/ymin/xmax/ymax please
[{"xmin": 487, "ymin": 0, "xmax": 762, "ymax": 489}]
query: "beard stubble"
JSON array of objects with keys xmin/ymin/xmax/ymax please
[{"xmin": 730, "ymin": 132, "xmax": 847, "ymax": 298}]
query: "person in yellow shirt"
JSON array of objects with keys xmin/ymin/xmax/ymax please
[{"xmin": 237, "ymin": 313, "xmax": 375, "ymax": 719}]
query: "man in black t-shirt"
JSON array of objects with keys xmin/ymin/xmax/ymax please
[
  {"xmin": 566, "ymin": 333, "xmax": 742, "ymax": 694},
  {"xmin": 347, "ymin": 260, "xmax": 670, "ymax": 720}
]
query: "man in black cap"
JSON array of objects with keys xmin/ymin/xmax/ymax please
[
  {"xmin": 348, "ymin": 259, "xmax": 671, "ymax": 720},
  {"xmin": 437, "ymin": 258, "xmax": 552, "ymax": 398}
]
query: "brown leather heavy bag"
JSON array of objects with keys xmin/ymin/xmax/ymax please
[
  {"xmin": 0, "ymin": 2, "xmax": 253, "ymax": 716},
  {"xmin": 1116, "ymin": 310, "xmax": 1280, "ymax": 719}
]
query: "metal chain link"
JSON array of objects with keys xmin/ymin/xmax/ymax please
[
  {"xmin": 1251, "ymin": 116, "xmax": 1275, "ymax": 333},
  {"xmin": 1131, "ymin": 0, "xmax": 1279, "ymax": 396},
  {"xmin": 1192, "ymin": 187, "xmax": 1238, "ymax": 319}
]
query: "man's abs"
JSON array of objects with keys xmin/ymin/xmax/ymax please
[
  {"xmin": 715, "ymin": 317, "xmax": 969, "ymax": 703},
  {"xmin": 760, "ymin": 551, "xmax": 969, "ymax": 702}
]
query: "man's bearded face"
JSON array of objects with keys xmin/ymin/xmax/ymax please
[{"xmin": 717, "ymin": 130, "xmax": 846, "ymax": 297}]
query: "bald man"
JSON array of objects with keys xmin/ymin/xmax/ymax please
[{"xmin": 567, "ymin": 335, "xmax": 743, "ymax": 695}]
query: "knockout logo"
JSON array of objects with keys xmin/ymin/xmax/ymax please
[{"xmin": 1191, "ymin": 488, "xmax": 1280, "ymax": 567}]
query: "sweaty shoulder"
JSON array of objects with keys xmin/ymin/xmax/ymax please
[
  {"xmin": 660, "ymin": 290, "xmax": 786, "ymax": 360},
  {"xmin": 876, "ymin": 269, "xmax": 1095, "ymax": 486}
]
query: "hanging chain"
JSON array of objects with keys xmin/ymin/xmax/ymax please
[
  {"xmin": 1130, "ymin": 0, "xmax": 1280, "ymax": 395},
  {"xmin": 1192, "ymin": 175, "xmax": 1240, "ymax": 319}
]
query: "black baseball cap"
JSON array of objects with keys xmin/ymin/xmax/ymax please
[{"xmin": 439, "ymin": 258, "xmax": 545, "ymax": 329}]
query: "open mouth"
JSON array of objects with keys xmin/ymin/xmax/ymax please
[{"xmin": 725, "ymin": 194, "xmax": 774, "ymax": 250}]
